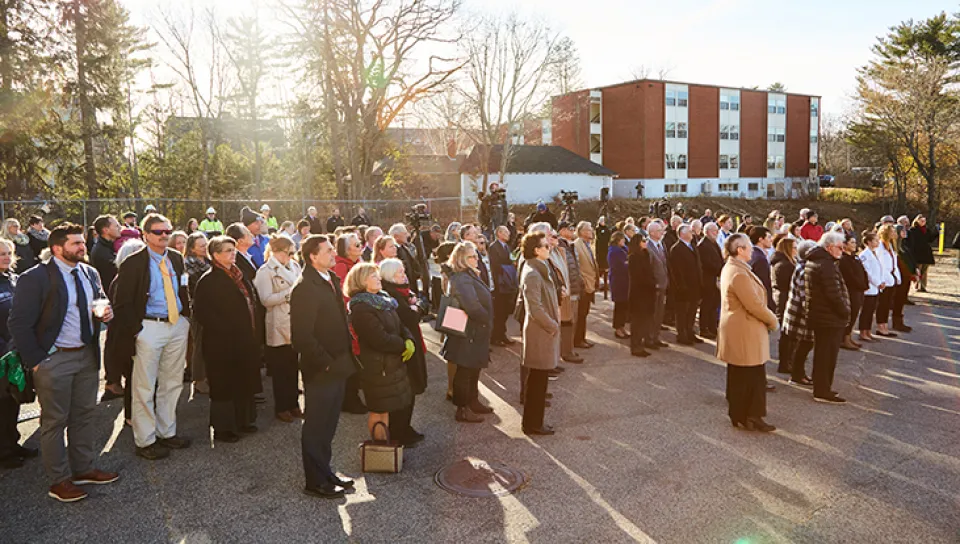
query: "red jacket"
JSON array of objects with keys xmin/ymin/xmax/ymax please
[
  {"xmin": 800, "ymin": 222, "xmax": 824, "ymax": 242},
  {"xmin": 332, "ymin": 255, "xmax": 361, "ymax": 355}
]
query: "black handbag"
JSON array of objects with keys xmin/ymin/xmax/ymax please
[{"xmin": 434, "ymin": 294, "xmax": 468, "ymax": 337}]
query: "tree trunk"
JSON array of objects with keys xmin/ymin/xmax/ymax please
[
  {"xmin": 75, "ymin": 0, "xmax": 99, "ymax": 216},
  {"xmin": 251, "ymin": 93, "xmax": 261, "ymax": 200},
  {"xmin": 925, "ymin": 140, "xmax": 938, "ymax": 226},
  {"xmin": 0, "ymin": 0, "xmax": 11, "ymax": 92}
]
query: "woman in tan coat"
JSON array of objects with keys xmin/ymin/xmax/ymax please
[
  {"xmin": 519, "ymin": 232, "xmax": 560, "ymax": 436},
  {"xmin": 718, "ymin": 233, "xmax": 780, "ymax": 432}
]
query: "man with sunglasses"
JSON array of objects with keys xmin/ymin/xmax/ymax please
[{"xmin": 113, "ymin": 214, "xmax": 192, "ymax": 460}]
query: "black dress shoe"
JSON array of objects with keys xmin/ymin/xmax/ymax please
[
  {"xmin": 744, "ymin": 418, "xmax": 776, "ymax": 432},
  {"xmin": 645, "ymin": 341, "xmax": 661, "ymax": 350},
  {"xmin": 304, "ymin": 484, "xmax": 345, "ymax": 499},
  {"xmin": 158, "ymin": 436, "xmax": 191, "ymax": 449},
  {"xmin": 523, "ymin": 425, "xmax": 556, "ymax": 436},
  {"xmin": 631, "ymin": 349, "xmax": 650, "ymax": 358},
  {"xmin": 652, "ymin": 341, "xmax": 669, "ymax": 348},
  {"xmin": 135, "ymin": 443, "xmax": 170, "ymax": 460},
  {"xmin": 16, "ymin": 446, "xmax": 38, "ymax": 459},
  {"xmin": 328, "ymin": 475, "xmax": 355, "ymax": 489},
  {"xmin": 892, "ymin": 323, "xmax": 912, "ymax": 333},
  {"xmin": 99, "ymin": 389, "xmax": 123, "ymax": 402}
]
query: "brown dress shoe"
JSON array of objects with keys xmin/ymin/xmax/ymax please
[
  {"xmin": 49, "ymin": 480, "xmax": 88, "ymax": 502},
  {"xmin": 276, "ymin": 411, "xmax": 295, "ymax": 423},
  {"xmin": 290, "ymin": 408, "xmax": 304, "ymax": 419},
  {"xmin": 455, "ymin": 406, "xmax": 484, "ymax": 423},
  {"xmin": 72, "ymin": 469, "xmax": 120, "ymax": 485}
]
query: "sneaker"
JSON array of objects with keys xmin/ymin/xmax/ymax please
[
  {"xmin": 135, "ymin": 442, "xmax": 170, "ymax": 460},
  {"xmin": 48, "ymin": 480, "xmax": 88, "ymax": 503},
  {"xmin": 157, "ymin": 436, "xmax": 191, "ymax": 449},
  {"xmin": 72, "ymin": 469, "xmax": 120, "ymax": 485},
  {"xmin": 814, "ymin": 395, "xmax": 847, "ymax": 405}
]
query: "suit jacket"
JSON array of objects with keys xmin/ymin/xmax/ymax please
[
  {"xmin": 488, "ymin": 239, "xmax": 517, "ymax": 294},
  {"xmin": 698, "ymin": 237, "xmax": 724, "ymax": 292},
  {"xmin": 648, "ymin": 239, "xmax": 670, "ymax": 291},
  {"xmin": 574, "ymin": 238, "xmax": 598, "ymax": 294},
  {"xmin": 668, "ymin": 241, "xmax": 702, "ymax": 301},
  {"xmin": 8, "ymin": 260, "xmax": 106, "ymax": 367},
  {"xmin": 749, "ymin": 246, "xmax": 775, "ymax": 312},
  {"xmin": 290, "ymin": 267, "xmax": 358, "ymax": 383}
]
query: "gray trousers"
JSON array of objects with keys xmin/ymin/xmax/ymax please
[
  {"xmin": 33, "ymin": 347, "xmax": 99, "ymax": 485},
  {"xmin": 649, "ymin": 289, "xmax": 667, "ymax": 342},
  {"xmin": 561, "ymin": 295, "xmax": 578, "ymax": 357}
]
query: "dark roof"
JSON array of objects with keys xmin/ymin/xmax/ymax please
[{"xmin": 460, "ymin": 145, "xmax": 617, "ymax": 177}]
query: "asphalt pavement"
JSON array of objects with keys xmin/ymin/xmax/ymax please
[{"xmin": 1, "ymin": 266, "xmax": 959, "ymax": 543}]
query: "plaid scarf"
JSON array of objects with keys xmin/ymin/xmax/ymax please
[
  {"xmin": 782, "ymin": 260, "xmax": 814, "ymax": 342},
  {"xmin": 214, "ymin": 260, "xmax": 255, "ymax": 325}
]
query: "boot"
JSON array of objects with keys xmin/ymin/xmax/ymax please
[
  {"xmin": 455, "ymin": 407, "xmax": 484, "ymax": 423},
  {"xmin": 841, "ymin": 334, "xmax": 860, "ymax": 351}
]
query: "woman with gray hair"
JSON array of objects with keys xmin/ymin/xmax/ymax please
[
  {"xmin": 440, "ymin": 241, "xmax": 494, "ymax": 422},
  {"xmin": 2, "ymin": 218, "xmax": 36, "ymax": 273},
  {"xmin": 444, "ymin": 222, "xmax": 462, "ymax": 243}
]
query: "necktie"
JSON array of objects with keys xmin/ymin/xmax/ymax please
[
  {"xmin": 159, "ymin": 258, "xmax": 180, "ymax": 325},
  {"xmin": 72, "ymin": 269, "xmax": 93, "ymax": 345}
]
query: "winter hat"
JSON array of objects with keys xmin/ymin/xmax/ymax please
[
  {"xmin": 537, "ymin": 202, "xmax": 547, "ymax": 212},
  {"xmin": 241, "ymin": 206, "xmax": 263, "ymax": 226}
]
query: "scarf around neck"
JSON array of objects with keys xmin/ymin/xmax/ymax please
[
  {"xmin": 348, "ymin": 290, "xmax": 398, "ymax": 312},
  {"xmin": 214, "ymin": 260, "xmax": 254, "ymax": 323}
]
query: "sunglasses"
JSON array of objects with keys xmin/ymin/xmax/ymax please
[{"xmin": 149, "ymin": 229, "xmax": 173, "ymax": 236}]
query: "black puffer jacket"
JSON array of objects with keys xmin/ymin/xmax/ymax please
[
  {"xmin": 839, "ymin": 252, "xmax": 868, "ymax": 295},
  {"xmin": 350, "ymin": 296, "xmax": 413, "ymax": 413},
  {"xmin": 803, "ymin": 246, "xmax": 850, "ymax": 329},
  {"xmin": 770, "ymin": 251, "xmax": 795, "ymax": 320}
]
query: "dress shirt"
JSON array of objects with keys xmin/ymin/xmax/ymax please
[
  {"xmin": 53, "ymin": 257, "xmax": 94, "ymax": 348},
  {"xmin": 145, "ymin": 247, "xmax": 182, "ymax": 318}
]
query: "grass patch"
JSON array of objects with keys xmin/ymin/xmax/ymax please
[{"xmin": 819, "ymin": 188, "xmax": 878, "ymax": 204}]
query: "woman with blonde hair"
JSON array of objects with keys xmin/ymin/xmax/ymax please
[
  {"xmin": 372, "ymin": 234, "xmax": 398, "ymax": 263},
  {"xmin": 2, "ymin": 218, "xmax": 36, "ymax": 272},
  {"xmin": 441, "ymin": 241, "xmax": 494, "ymax": 422},
  {"xmin": 874, "ymin": 224, "xmax": 900, "ymax": 337},
  {"xmin": 717, "ymin": 233, "xmax": 779, "ymax": 432},
  {"xmin": 168, "ymin": 231, "xmax": 188, "ymax": 255},
  {"xmin": 254, "ymin": 235, "xmax": 303, "ymax": 422},
  {"xmin": 344, "ymin": 262, "xmax": 414, "ymax": 440}
]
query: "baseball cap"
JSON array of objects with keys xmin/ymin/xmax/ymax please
[
  {"xmin": 260, "ymin": 204, "xmax": 271, "ymax": 212},
  {"xmin": 206, "ymin": 207, "xmax": 216, "ymax": 214}
]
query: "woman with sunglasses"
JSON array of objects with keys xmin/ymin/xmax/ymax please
[{"xmin": 254, "ymin": 236, "xmax": 303, "ymax": 423}]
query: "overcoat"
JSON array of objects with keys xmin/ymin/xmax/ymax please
[
  {"xmin": 717, "ymin": 258, "xmax": 779, "ymax": 367},
  {"xmin": 520, "ymin": 259, "xmax": 559, "ymax": 370}
]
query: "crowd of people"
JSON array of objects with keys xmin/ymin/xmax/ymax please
[{"xmin": 0, "ymin": 200, "xmax": 948, "ymax": 503}]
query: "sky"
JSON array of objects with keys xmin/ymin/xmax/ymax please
[{"xmin": 123, "ymin": 0, "xmax": 952, "ymax": 120}]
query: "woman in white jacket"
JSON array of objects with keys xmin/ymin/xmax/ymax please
[
  {"xmin": 874, "ymin": 225, "xmax": 901, "ymax": 338},
  {"xmin": 254, "ymin": 235, "xmax": 303, "ymax": 422},
  {"xmin": 857, "ymin": 232, "xmax": 885, "ymax": 342}
]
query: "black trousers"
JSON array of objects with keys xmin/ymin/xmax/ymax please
[
  {"xmin": 876, "ymin": 288, "xmax": 894, "ymax": 325},
  {"xmin": 0, "ymin": 394, "xmax": 20, "ymax": 460},
  {"xmin": 210, "ymin": 396, "xmax": 256, "ymax": 434},
  {"xmin": 674, "ymin": 298, "xmax": 700, "ymax": 342},
  {"xmin": 522, "ymin": 368, "xmax": 549, "ymax": 431},
  {"xmin": 846, "ymin": 291, "xmax": 864, "ymax": 335},
  {"xmin": 726, "ymin": 365, "xmax": 766, "ymax": 423},
  {"xmin": 266, "ymin": 345, "xmax": 300, "ymax": 413},
  {"xmin": 493, "ymin": 292, "xmax": 517, "ymax": 342},
  {"xmin": 860, "ymin": 295, "xmax": 878, "ymax": 331},
  {"xmin": 302, "ymin": 378, "xmax": 345, "ymax": 488},
  {"xmin": 791, "ymin": 338, "xmax": 814, "ymax": 382},
  {"xmin": 663, "ymin": 289, "xmax": 676, "ymax": 326},
  {"xmin": 343, "ymin": 373, "xmax": 364, "ymax": 410},
  {"xmin": 452, "ymin": 366, "xmax": 480, "ymax": 408},
  {"xmin": 777, "ymin": 332, "xmax": 794, "ymax": 373},
  {"xmin": 574, "ymin": 293, "xmax": 593, "ymax": 344},
  {"xmin": 812, "ymin": 327, "xmax": 844, "ymax": 398},
  {"xmin": 389, "ymin": 396, "xmax": 416, "ymax": 440},
  {"xmin": 699, "ymin": 287, "xmax": 720, "ymax": 335},
  {"xmin": 103, "ymin": 324, "xmax": 123, "ymax": 385},
  {"xmin": 612, "ymin": 301, "xmax": 629, "ymax": 329},
  {"xmin": 630, "ymin": 310, "xmax": 652, "ymax": 352},
  {"xmin": 893, "ymin": 280, "xmax": 910, "ymax": 325}
]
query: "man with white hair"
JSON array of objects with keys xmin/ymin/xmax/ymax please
[
  {"xmin": 697, "ymin": 222, "xmax": 723, "ymax": 340},
  {"xmin": 804, "ymin": 231, "xmax": 851, "ymax": 404},
  {"xmin": 389, "ymin": 223, "xmax": 421, "ymax": 294},
  {"xmin": 645, "ymin": 221, "xmax": 670, "ymax": 349},
  {"xmin": 668, "ymin": 224, "xmax": 702, "ymax": 345},
  {"xmin": 896, "ymin": 215, "xmax": 910, "ymax": 230},
  {"xmin": 303, "ymin": 206, "xmax": 322, "ymax": 235}
]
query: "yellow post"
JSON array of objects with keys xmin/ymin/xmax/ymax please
[{"xmin": 939, "ymin": 223, "xmax": 945, "ymax": 255}]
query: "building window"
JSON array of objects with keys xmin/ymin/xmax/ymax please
[
  {"xmin": 719, "ymin": 154, "xmax": 729, "ymax": 169},
  {"xmin": 677, "ymin": 91, "xmax": 688, "ymax": 107},
  {"xmin": 748, "ymin": 182, "xmax": 760, "ymax": 191},
  {"xmin": 665, "ymin": 183, "xmax": 688, "ymax": 193},
  {"xmin": 730, "ymin": 125, "xmax": 739, "ymax": 140},
  {"xmin": 677, "ymin": 154, "xmax": 687, "ymax": 169},
  {"xmin": 810, "ymin": 134, "xmax": 818, "ymax": 143},
  {"xmin": 730, "ymin": 154, "xmax": 739, "ymax": 169},
  {"xmin": 665, "ymin": 153, "xmax": 676, "ymax": 169},
  {"xmin": 775, "ymin": 156, "xmax": 785, "ymax": 169},
  {"xmin": 666, "ymin": 90, "xmax": 677, "ymax": 106},
  {"xmin": 776, "ymin": 127, "xmax": 785, "ymax": 143},
  {"xmin": 767, "ymin": 155, "xmax": 775, "ymax": 169},
  {"xmin": 718, "ymin": 183, "xmax": 738, "ymax": 192},
  {"xmin": 720, "ymin": 99, "xmax": 729, "ymax": 111},
  {"xmin": 677, "ymin": 122, "xmax": 687, "ymax": 138},
  {"xmin": 809, "ymin": 161, "xmax": 818, "ymax": 170},
  {"xmin": 721, "ymin": 125, "xmax": 729, "ymax": 140},
  {"xmin": 768, "ymin": 131, "xmax": 776, "ymax": 143},
  {"xmin": 777, "ymin": 100, "xmax": 786, "ymax": 114},
  {"xmin": 768, "ymin": 99, "xmax": 776, "ymax": 114},
  {"xmin": 665, "ymin": 122, "xmax": 676, "ymax": 138},
  {"xmin": 811, "ymin": 102, "xmax": 819, "ymax": 117},
  {"xmin": 730, "ymin": 95, "xmax": 740, "ymax": 111}
]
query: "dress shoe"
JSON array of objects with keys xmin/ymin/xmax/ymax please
[
  {"xmin": 135, "ymin": 443, "xmax": 170, "ymax": 460},
  {"xmin": 72, "ymin": 469, "xmax": 120, "ymax": 485},
  {"xmin": 789, "ymin": 377, "xmax": 814, "ymax": 387},
  {"xmin": 645, "ymin": 341, "xmax": 661, "ymax": 350},
  {"xmin": 16, "ymin": 445, "xmax": 38, "ymax": 459},
  {"xmin": 892, "ymin": 323, "xmax": 912, "ymax": 333},
  {"xmin": 700, "ymin": 331, "xmax": 717, "ymax": 340},
  {"xmin": 814, "ymin": 394, "xmax": 847, "ymax": 405},
  {"xmin": 469, "ymin": 400, "xmax": 494, "ymax": 414},
  {"xmin": 905, "ymin": 299, "xmax": 916, "ymax": 305},
  {"xmin": 549, "ymin": 366, "xmax": 565, "ymax": 374},
  {"xmin": 875, "ymin": 330, "xmax": 897, "ymax": 337},
  {"xmin": 614, "ymin": 330, "xmax": 630, "ymax": 339},
  {"xmin": 744, "ymin": 418, "xmax": 776, "ymax": 432},
  {"xmin": 158, "ymin": 436, "xmax": 191, "ymax": 449},
  {"xmin": 48, "ymin": 480, "xmax": 88, "ymax": 503},
  {"xmin": 239, "ymin": 425, "xmax": 258, "ymax": 434},
  {"xmin": 455, "ymin": 407, "xmax": 484, "ymax": 423},
  {"xmin": 631, "ymin": 349, "xmax": 650, "ymax": 358},
  {"xmin": 276, "ymin": 411, "xmax": 295, "ymax": 423},
  {"xmin": 402, "ymin": 431, "xmax": 425, "ymax": 447},
  {"xmin": 290, "ymin": 408, "xmax": 304, "ymax": 419},
  {"xmin": 304, "ymin": 484, "xmax": 345, "ymax": 499},
  {"xmin": 841, "ymin": 335, "xmax": 860, "ymax": 350},
  {"xmin": 651, "ymin": 341, "xmax": 669, "ymax": 349},
  {"xmin": 214, "ymin": 432, "xmax": 241, "ymax": 443},
  {"xmin": 523, "ymin": 425, "xmax": 556, "ymax": 436},
  {"xmin": 328, "ymin": 475, "xmax": 355, "ymax": 489},
  {"xmin": 561, "ymin": 353, "xmax": 584, "ymax": 363},
  {"xmin": 574, "ymin": 342, "xmax": 594, "ymax": 349},
  {"xmin": 100, "ymin": 387, "xmax": 123, "ymax": 402}
]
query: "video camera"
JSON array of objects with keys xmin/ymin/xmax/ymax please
[
  {"xmin": 559, "ymin": 190, "xmax": 579, "ymax": 206},
  {"xmin": 406, "ymin": 202, "xmax": 432, "ymax": 230}
]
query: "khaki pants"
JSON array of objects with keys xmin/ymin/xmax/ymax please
[{"xmin": 132, "ymin": 318, "xmax": 190, "ymax": 448}]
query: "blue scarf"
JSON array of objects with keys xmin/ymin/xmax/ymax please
[{"xmin": 348, "ymin": 291, "xmax": 398, "ymax": 312}]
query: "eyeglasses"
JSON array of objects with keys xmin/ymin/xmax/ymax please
[{"xmin": 149, "ymin": 229, "xmax": 173, "ymax": 236}]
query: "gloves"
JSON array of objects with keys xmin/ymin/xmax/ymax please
[{"xmin": 402, "ymin": 339, "xmax": 416, "ymax": 362}]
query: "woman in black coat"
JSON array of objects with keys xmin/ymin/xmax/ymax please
[
  {"xmin": 193, "ymin": 236, "xmax": 262, "ymax": 443},
  {"xmin": 906, "ymin": 215, "xmax": 937, "ymax": 292},
  {"xmin": 770, "ymin": 237, "xmax": 797, "ymax": 371},
  {"xmin": 0, "ymin": 240, "xmax": 30, "ymax": 469},
  {"xmin": 380, "ymin": 258, "xmax": 427, "ymax": 446},
  {"xmin": 839, "ymin": 233, "xmax": 868, "ymax": 350},
  {"xmin": 627, "ymin": 235, "xmax": 655, "ymax": 358},
  {"xmin": 345, "ymin": 262, "xmax": 414, "ymax": 441}
]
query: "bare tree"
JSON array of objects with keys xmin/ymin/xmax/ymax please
[{"xmin": 627, "ymin": 63, "xmax": 672, "ymax": 81}]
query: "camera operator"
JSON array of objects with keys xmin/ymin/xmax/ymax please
[
  {"xmin": 479, "ymin": 183, "xmax": 508, "ymax": 238},
  {"xmin": 524, "ymin": 201, "xmax": 558, "ymax": 231},
  {"xmin": 558, "ymin": 190, "xmax": 579, "ymax": 224}
]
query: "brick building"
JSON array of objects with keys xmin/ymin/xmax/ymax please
[{"xmin": 550, "ymin": 79, "xmax": 820, "ymax": 200}]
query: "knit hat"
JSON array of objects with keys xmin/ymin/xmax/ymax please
[
  {"xmin": 537, "ymin": 202, "xmax": 547, "ymax": 212},
  {"xmin": 240, "ymin": 206, "xmax": 263, "ymax": 226}
]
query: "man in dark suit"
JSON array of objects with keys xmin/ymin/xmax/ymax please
[
  {"xmin": 645, "ymin": 221, "xmax": 670, "ymax": 349},
  {"xmin": 326, "ymin": 208, "xmax": 345, "ymax": 233},
  {"xmin": 351, "ymin": 207, "xmax": 372, "ymax": 227},
  {"xmin": 90, "ymin": 215, "xmax": 124, "ymax": 400},
  {"xmin": 489, "ymin": 226, "xmax": 518, "ymax": 346},
  {"xmin": 291, "ymin": 235, "xmax": 359, "ymax": 499},
  {"xmin": 668, "ymin": 225, "xmax": 703, "ymax": 345},
  {"xmin": 662, "ymin": 215, "xmax": 682, "ymax": 327},
  {"xmin": 749, "ymin": 226, "xmax": 775, "ymax": 312},
  {"xmin": 112, "ymin": 214, "xmax": 192, "ymax": 461},
  {"xmin": 697, "ymin": 222, "xmax": 724, "ymax": 340},
  {"xmin": 9, "ymin": 223, "xmax": 119, "ymax": 502},
  {"xmin": 303, "ymin": 206, "xmax": 323, "ymax": 235}
]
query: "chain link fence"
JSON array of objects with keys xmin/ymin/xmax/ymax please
[{"xmin": 0, "ymin": 197, "xmax": 465, "ymax": 231}]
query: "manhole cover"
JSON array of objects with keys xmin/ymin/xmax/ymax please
[{"xmin": 435, "ymin": 458, "xmax": 528, "ymax": 498}]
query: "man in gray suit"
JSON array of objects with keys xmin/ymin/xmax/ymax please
[{"xmin": 646, "ymin": 221, "xmax": 670, "ymax": 349}]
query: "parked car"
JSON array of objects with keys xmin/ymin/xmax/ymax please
[{"xmin": 818, "ymin": 175, "xmax": 835, "ymax": 188}]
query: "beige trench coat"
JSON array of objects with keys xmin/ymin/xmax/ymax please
[{"xmin": 717, "ymin": 257, "xmax": 779, "ymax": 367}]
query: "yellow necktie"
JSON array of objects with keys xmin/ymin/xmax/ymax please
[{"xmin": 159, "ymin": 259, "xmax": 180, "ymax": 325}]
